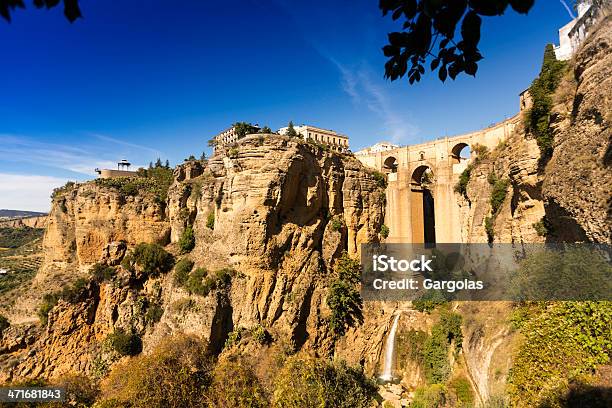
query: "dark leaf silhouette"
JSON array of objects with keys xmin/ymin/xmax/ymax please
[
  {"xmin": 1, "ymin": 0, "xmax": 81, "ymax": 22},
  {"xmin": 380, "ymin": 0, "xmax": 535, "ymax": 85}
]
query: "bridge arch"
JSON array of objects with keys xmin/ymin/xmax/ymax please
[
  {"xmin": 409, "ymin": 164, "xmax": 436, "ymax": 245},
  {"xmin": 383, "ymin": 156, "xmax": 399, "ymax": 173},
  {"xmin": 451, "ymin": 142, "xmax": 470, "ymax": 164}
]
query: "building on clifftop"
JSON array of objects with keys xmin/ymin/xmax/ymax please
[
  {"xmin": 277, "ymin": 124, "xmax": 349, "ymax": 152},
  {"xmin": 95, "ymin": 159, "xmax": 139, "ymax": 179}
]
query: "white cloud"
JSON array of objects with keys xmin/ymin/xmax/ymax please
[
  {"xmin": 0, "ymin": 174, "xmax": 69, "ymax": 212},
  {"xmin": 0, "ymin": 134, "xmax": 157, "ymax": 176},
  {"xmin": 333, "ymin": 62, "xmax": 419, "ymax": 145}
]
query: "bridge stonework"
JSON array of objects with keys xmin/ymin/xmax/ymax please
[{"xmin": 356, "ymin": 115, "xmax": 520, "ymax": 244}]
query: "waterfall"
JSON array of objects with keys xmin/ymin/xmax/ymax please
[{"xmin": 379, "ymin": 313, "xmax": 401, "ymax": 382}]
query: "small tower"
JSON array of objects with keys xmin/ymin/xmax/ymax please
[{"xmin": 118, "ymin": 159, "xmax": 131, "ymax": 171}]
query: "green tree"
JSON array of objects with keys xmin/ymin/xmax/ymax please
[
  {"xmin": 380, "ymin": 0, "xmax": 536, "ymax": 84},
  {"xmin": 286, "ymin": 121, "xmax": 298, "ymax": 137},
  {"xmin": 200, "ymin": 151, "xmax": 207, "ymax": 161},
  {"xmin": 259, "ymin": 126, "xmax": 272, "ymax": 133},
  {"xmin": 121, "ymin": 242, "xmax": 174, "ymax": 278},
  {"xmin": 234, "ymin": 122, "xmax": 259, "ymax": 138},
  {"xmin": 209, "ymin": 358, "xmax": 269, "ymax": 407},
  {"xmin": 525, "ymin": 44, "xmax": 567, "ymax": 157},
  {"xmin": 154, "ymin": 158, "xmax": 163, "ymax": 168},
  {"xmin": 178, "ymin": 225, "xmax": 196, "ymax": 254}
]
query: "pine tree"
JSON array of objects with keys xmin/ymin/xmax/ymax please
[
  {"xmin": 286, "ymin": 121, "xmax": 298, "ymax": 137},
  {"xmin": 200, "ymin": 151, "xmax": 206, "ymax": 161},
  {"xmin": 155, "ymin": 158, "xmax": 162, "ymax": 168},
  {"xmin": 165, "ymin": 159, "xmax": 170, "ymax": 169}
]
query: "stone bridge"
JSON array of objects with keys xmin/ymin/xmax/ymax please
[{"xmin": 356, "ymin": 115, "xmax": 520, "ymax": 244}]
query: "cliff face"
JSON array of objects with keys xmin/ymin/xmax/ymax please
[{"xmin": 0, "ymin": 135, "xmax": 386, "ymax": 382}]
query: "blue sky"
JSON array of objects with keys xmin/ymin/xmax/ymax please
[{"xmin": 0, "ymin": 0, "xmax": 575, "ymax": 211}]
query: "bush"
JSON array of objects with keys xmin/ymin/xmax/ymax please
[
  {"xmin": 449, "ymin": 376, "xmax": 474, "ymax": 405},
  {"xmin": 100, "ymin": 334, "xmax": 213, "ymax": 407},
  {"xmin": 229, "ymin": 147, "xmax": 239, "ymax": 158},
  {"xmin": 225, "ymin": 328, "xmax": 244, "ymax": 349},
  {"xmin": 209, "ymin": 358, "xmax": 269, "ymax": 407},
  {"xmin": 371, "ymin": 171, "xmax": 387, "ymax": 189},
  {"xmin": 454, "ymin": 165, "xmax": 472, "ymax": 198},
  {"xmin": 90, "ymin": 263, "xmax": 117, "ymax": 282},
  {"xmin": 106, "ymin": 329, "xmax": 142, "ymax": 356},
  {"xmin": 380, "ymin": 224, "xmax": 390, "ymax": 239},
  {"xmin": 251, "ymin": 325, "xmax": 270, "ymax": 345},
  {"xmin": 37, "ymin": 278, "xmax": 89, "ymax": 325},
  {"xmin": 525, "ymin": 44, "xmax": 567, "ymax": 157},
  {"xmin": 411, "ymin": 384, "xmax": 449, "ymax": 408},
  {"xmin": 532, "ymin": 217, "xmax": 551, "ymax": 237},
  {"xmin": 330, "ymin": 216, "xmax": 345, "ymax": 232},
  {"xmin": 174, "ymin": 258, "xmax": 194, "ymax": 286},
  {"xmin": 0, "ymin": 314, "xmax": 9, "ymax": 334},
  {"xmin": 471, "ymin": 143, "xmax": 489, "ymax": 159},
  {"xmin": 412, "ymin": 290, "xmax": 447, "ymax": 313},
  {"xmin": 206, "ymin": 212, "xmax": 215, "ymax": 229},
  {"xmin": 145, "ymin": 303, "xmax": 164, "ymax": 325},
  {"xmin": 96, "ymin": 165, "xmax": 173, "ymax": 203},
  {"xmin": 178, "ymin": 225, "xmax": 196, "ymax": 253},
  {"xmin": 489, "ymin": 175, "xmax": 509, "ymax": 214},
  {"xmin": 121, "ymin": 243, "xmax": 174, "ymax": 278},
  {"xmin": 272, "ymin": 356, "xmax": 377, "ymax": 408},
  {"xmin": 484, "ymin": 216, "xmax": 494, "ymax": 243},
  {"xmin": 327, "ymin": 252, "xmax": 363, "ymax": 338}
]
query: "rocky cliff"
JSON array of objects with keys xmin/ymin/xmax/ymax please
[{"xmin": 0, "ymin": 135, "xmax": 386, "ymax": 382}]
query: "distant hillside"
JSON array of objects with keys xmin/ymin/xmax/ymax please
[{"xmin": 0, "ymin": 209, "xmax": 47, "ymax": 219}]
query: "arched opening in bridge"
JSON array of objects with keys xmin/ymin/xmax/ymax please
[
  {"xmin": 383, "ymin": 156, "xmax": 398, "ymax": 173},
  {"xmin": 410, "ymin": 165, "xmax": 436, "ymax": 245},
  {"xmin": 451, "ymin": 143, "xmax": 470, "ymax": 164}
]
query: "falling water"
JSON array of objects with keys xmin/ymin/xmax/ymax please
[{"xmin": 379, "ymin": 313, "xmax": 401, "ymax": 382}]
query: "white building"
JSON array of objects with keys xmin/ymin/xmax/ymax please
[
  {"xmin": 278, "ymin": 124, "xmax": 349, "ymax": 152},
  {"xmin": 354, "ymin": 141, "xmax": 400, "ymax": 156},
  {"xmin": 553, "ymin": 1, "xmax": 605, "ymax": 61},
  {"xmin": 211, "ymin": 124, "xmax": 260, "ymax": 152}
]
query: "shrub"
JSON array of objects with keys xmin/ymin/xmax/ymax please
[
  {"xmin": 525, "ymin": 44, "xmax": 567, "ymax": 157},
  {"xmin": 178, "ymin": 225, "xmax": 196, "ymax": 253},
  {"xmin": 471, "ymin": 143, "xmax": 489, "ymax": 159},
  {"xmin": 145, "ymin": 303, "xmax": 164, "ymax": 325},
  {"xmin": 225, "ymin": 328, "xmax": 244, "ymax": 349},
  {"xmin": 229, "ymin": 147, "xmax": 239, "ymax": 158},
  {"xmin": 449, "ymin": 376, "xmax": 473, "ymax": 405},
  {"xmin": 489, "ymin": 175, "xmax": 509, "ymax": 214},
  {"xmin": 327, "ymin": 280, "xmax": 363, "ymax": 338},
  {"xmin": 396, "ymin": 329, "xmax": 428, "ymax": 369},
  {"xmin": 106, "ymin": 329, "xmax": 142, "ymax": 356},
  {"xmin": 206, "ymin": 212, "xmax": 215, "ymax": 229},
  {"xmin": 174, "ymin": 258, "xmax": 194, "ymax": 286},
  {"xmin": 412, "ymin": 289, "xmax": 447, "ymax": 313},
  {"xmin": 90, "ymin": 263, "xmax": 117, "ymax": 283},
  {"xmin": 37, "ymin": 278, "xmax": 89, "ymax": 325},
  {"xmin": 209, "ymin": 358, "xmax": 269, "ymax": 407},
  {"xmin": 335, "ymin": 252, "xmax": 361, "ymax": 284},
  {"xmin": 484, "ymin": 216, "xmax": 494, "ymax": 243},
  {"xmin": 454, "ymin": 165, "xmax": 472, "ymax": 198},
  {"xmin": 0, "ymin": 314, "xmax": 9, "ymax": 334},
  {"xmin": 272, "ymin": 356, "xmax": 377, "ymax": 408},
  {"xmin": 251, "ymin": 325, "xmax": 270, "ymax": 345},
  {"xmin": 380, "ymin": 224, "xmax": 390, "ymax": 239},
  {"xmin": 100, "ymin": 334, "xmax": 213, "ymax": 407},
  {"xmin": 371, "ymin": 171, "xmax": 387, "ymax": 189},
  {"xmin": 533, "ymin": 217, "xmax": 550, "ymax": 237},
  {"xmin": 411, "ymin": 384, "xmax": 449, "ymax": 408},
  {"xmin": 121, "ymin": 243, "xmax": 174, "ymax": 278},
  {"xmin": 423, "ymin": 324, "xmax": 452, "ymax": 384},
  {"xmin": 97, "ymin": 165, "xmax": 173, "ymax": 203},
  {"xmin": 330, "ymin": 216, "xmax": 345, "ymax": 232}
]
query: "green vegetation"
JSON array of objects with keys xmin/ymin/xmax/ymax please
[
  {"xmin": 206, "ymin": 212, "xmax": 215, "ymax": 229},
  {"xmin": 449, "ymin": 376, "xmax": 474, "ymax": 405},
  {"xmin": 234, "ymin": 121, "xmax": 260, "ymax": 138},
  {"xmin": 37, "ymin": 278, "xmax": 89, "ymax": 325},
  {"xmin": 371, "ymin": 170, "xmax": 387, "ymax": 189},
  {"xmin": 95, "ymin": 163, "xmax": 173, "ymax": 204},
  {"xmin": 99, "ymin": 334, "xmax": 213, "ymax": 407},
  {"xmin": 532, "ymin": 216, "xmax": 551, "ymax": 237},
  {"xmin": 272, "ymin": 355, "xmax": 377, "ymax": 408},
  {"xmin": 285, "ymin": 121, "xmax": 298, "ymax": 137},
  {"xmin": 455, "ymin": 164, "xmax": 473, "ymax": 198},
  {"xmin": 178, "ymin": 225, "xmax": 196, "ymax": 253},
  {"xmin": 0, "ymin": 314, "xmax": 9, "ymax": 335},
  {"xmin": 508, "ymin": 301, "xmax": 612, "ymax": 407},
  {"xmin": 411, "ymin": 384, "xmax": 448, "ymax": 408},
  {"xmin": 488, "ymin": 173, "xmax": 509, "ymax": 214},
  {"xmin": 412, "ymin": 289, "xmax": 447, "ymax": 313},
  {"xmin": 229, "ymin": 147, "xmax": 239, "ymax": 158},
  {"xmin": 106, "ymin": 329, "xmax": 143, "ymax": 356},
  {"xmin": 121, "ymin": 243, "xmax": 174, "ymax": 279},
  {"xmin": 176, "ymin": 265, "xmax": 235, "ymax": 297},
  {"xmin": 525, "ymin": 44, "xmax": 568, "ymax": 157},
  {"xmin": 327, "ymin": 252, "xmax": 363, "ymax": 338},
  {"xmin": 0, "ymin": 226, "xmax": 44, "ymax": 248},
  {"xmin": 90, "ymin": 263, "xmax": 117, "ymax": 283},
  {"xmin": 379, "ymin": 224, "xmax": 390, "ymax": 239},
  {"xmin": 399, "ymin": 311, "xmax": 463, "ymax": 385},
  {"xmin": 484, "ymin": 216, "xmax": 494, "ymax": 243},
  {"xmin": 259, "ymin": 125, "xmax": 272, "ymax": 134},
  {"xmin": 251, "ymin": 325, "xmax": 270, "ymax": 345},
  {"xmin": 51, "ymin": 181, "xmax": 76, "ymax": 199},
  {"xmin": 173, "ymin": 258, "xmax": 194, "ymax": 286},
  {"xmin": 330, "ymin": 216, "xmax": 345, "ymax": 232},
  {"xmin": 210, "ymin": 358, "xmax": 268, "ymax": 408},
  {"xmin": 471, "ymin": 143, "xmax": 489, "ymax": 163},
  {"xmin": 225, "ymin": 328, "xmax": 244, "ymax": 349}
]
